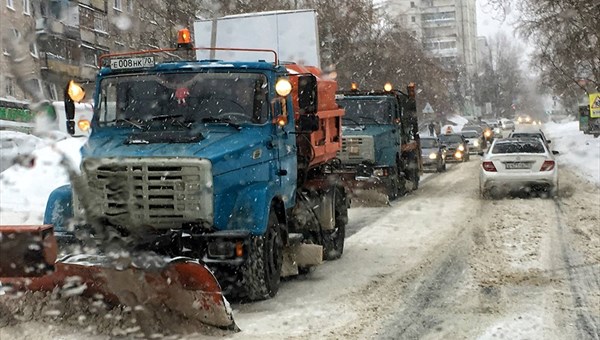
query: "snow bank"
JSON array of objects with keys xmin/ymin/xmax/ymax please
[
  {"xmin": 0, "ymin": 137, "xmax": 85, "ymax": 223},
  {"xmin": 543, "ymin": 121, "xmax": 600, "ymax": 185}
]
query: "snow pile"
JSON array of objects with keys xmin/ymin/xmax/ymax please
[
  {"xmin": 543, "ymin": 121, "xmax": 600, "ymax": 185},
  {"xmin": 0, "ymin": 137, "xmax": 85, "ymax": 223}
]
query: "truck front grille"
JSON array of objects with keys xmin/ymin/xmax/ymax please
[
  {"xmin": 82, "ymin": 158, "xmax": 213, "ymax": 230},
  {"xmin": 338, "ymin": 136, "xmax": 375, "ymax": 164}
]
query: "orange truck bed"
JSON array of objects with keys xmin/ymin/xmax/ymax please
[{"xmin": 287, "ymin": 64, "xmax": 343, "ymax": 168}]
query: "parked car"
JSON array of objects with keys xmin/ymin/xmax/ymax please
[
  {"xmin": 421, "ymin": 137, "xmax": 447, "ymax": 172},
  {"xmin": 439, "ymin": 133, "xmax": 469, "ymax": 162},
  {"xmin": 479, "ymin": 137, "xmax": 559, "ymax": 198},
  {"xmin": 461, "ymin": 130, "xmax": 484, "ymax": 154}
]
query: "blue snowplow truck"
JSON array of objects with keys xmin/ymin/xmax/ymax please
[
  {"xmin": 335, "ymin": 83, "xmax": 422, "ymax": 203},
  {"xmin": 42, "ymin": 42, "xmax": 349, "ymax": 308}
]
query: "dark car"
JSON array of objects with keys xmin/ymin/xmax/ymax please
[
  {"xmin": 439, "ymin": 133, "xmax": 470, "ymax": 162},
  {"xmin": 420, "ymin": 137, "xmax": 447, "ymax": 172}
]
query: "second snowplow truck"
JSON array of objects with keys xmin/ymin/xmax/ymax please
[
  {"xmin": 335, "ymin": 83, "xmax": 422, "ymax": 203},
  {"xmin": 1, "ymin": 10, "xmax": 347, "ymax": 330}
]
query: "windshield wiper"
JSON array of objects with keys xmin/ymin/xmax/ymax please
[
  {"xmin": 201, "ymin": 117, "xmax": 242, "ymax": 131},
  {"xmin": 149, "ymin": 114, "xmax": 191, "ymax": 129},
  {"xmin": 342, "ymin": 117, "xmax": 365, "ymax": 127},
  {"xmin": 113, "ymin": 118, "xmax": 144, "ymax": 129},
  {"xmin": 358, "ymin": 116, "xmax": 382, "ymax": 125}
]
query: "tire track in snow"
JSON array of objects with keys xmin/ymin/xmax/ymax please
[{"xmin": 553, "ymin": 198, "xmax": 600, "ymax": 340}]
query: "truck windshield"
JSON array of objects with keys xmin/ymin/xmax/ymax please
[
  {"xmin": 338, "ymin": 97, "xmax": 394, "ymax": 125},
  {"xmin": 96, "ymin": 72, "xmax": 268, "ymax": 128}
]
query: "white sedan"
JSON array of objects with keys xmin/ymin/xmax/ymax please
[{"xmin": 479, "ymin": 138, "xmax": 559, "ymax": 198}]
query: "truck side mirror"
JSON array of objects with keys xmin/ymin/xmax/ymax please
[
  {"xmin": 64, "ymin": 80, "xmax": 85, "ymax": 135},
  {"xmin": 297, "ymin": 74, "xmax": 318, "ymax": 115}
]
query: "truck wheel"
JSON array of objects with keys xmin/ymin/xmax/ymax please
[
  {"xmin": 322, "ymin": 188, "xmax": 347, "ymax": 260},
  {"xmin": 410, "ymin": 169, "xmax": 420, "ymax": 190},
  {"xmin": 241, "ymin": 210, "xmax": 283, "ymax": 300},
  {"xmin": 388, "ymin": 176, "xmax": 400, "ymax": 201}
]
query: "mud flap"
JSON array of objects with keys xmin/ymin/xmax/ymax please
[{"xmin": 1, "ymin": 255, "xmax": 237, "ymax": 330}]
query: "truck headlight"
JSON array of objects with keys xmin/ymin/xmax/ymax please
[
  {"xmin": 455, "ymin": 151, "xmax": 463, "ymax": 159},
  {"xmin": 458, "ymin": 144, "xmax": 465, "ymax": 151},
  {"xmin": 429, "ymin": 152, "xmax": 437, "ymax": 160},
  {"xmin": 474, "ymin": 140, "xmax": 479, "ymax": 147}
]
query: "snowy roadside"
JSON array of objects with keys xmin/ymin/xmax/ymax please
[
  {"xmin": 543, "ymin": 121, "xmax": 600, "ymax": 185},
  {"xmin": 0, "ymin": 137, "xmax": 85, "ymax": 225}
]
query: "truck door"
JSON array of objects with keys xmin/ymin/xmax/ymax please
[{"xmin": 272, "ymin": 94, "xmax": 297, "ymax": 202}]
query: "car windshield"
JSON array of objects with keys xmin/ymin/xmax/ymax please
[
  {"xmin": 439, "ymin": 134, "xmax": 463, "ymax": 143},
  {"xmin": 97, "ymin": 72, "xmax": 268, "ymax": 127},
  {"xmin": 511, "ymin": 132, "xmax": 543, "ymax": 140},
  {"xmin": 492, "ymin": 140, "xmax": 546, "ymax": 154},
  {"xmin": 463, "ymin": 125, "xmax": 482, "ymax": 133},
  {"xmin": 337, "ymin": 97, "xmax": 394, "ymax": 125},
  {"xmin": 421, "ymin": 138, "xmax": 438, "ymax": 148},
  {"xmin": 462, "ymin": 130, "xmax": 479, "ymax": 138}
]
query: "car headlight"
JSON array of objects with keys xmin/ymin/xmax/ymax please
[
  {"xmin": 429, "ymin": 152, "xmax": 437, "ymax": 160},
  {"xmin": 373, "ymin": 169, "xmax": 385, "ymax": 177},
  {"xmin": 474, "ymin": 140, "xmax": 479, "ymax": 147},
  {"xmin": 458, "ymin": 144, "xmax": 465, "ymax": 151},
  {"xmin": 455, "ymin": 151, "xmax": 463, "ymax": 159},
  {"xmin": 484, "ymin": 130, "xmax": 492, "ymax": 137}
]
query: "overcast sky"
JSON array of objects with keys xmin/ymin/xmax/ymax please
[{"xmin": 476, "ymin": 0, "xmax": 518, "ymax": 39}]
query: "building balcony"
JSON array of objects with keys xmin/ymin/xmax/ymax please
[{"xmin": 422, "ymin": 19, "xmax": 456, "ymax": 28}]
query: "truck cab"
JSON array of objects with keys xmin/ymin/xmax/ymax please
[
  {"xmin": 44, "ymin": 48, "xmax": 347, "ymax": 300},
  {"xmin": 335, "ymin": 84, "xmax": 421, "ymax": 201}
]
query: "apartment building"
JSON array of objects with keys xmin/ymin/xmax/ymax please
[
  {"xmin": 384, "ymin": 0, "xmax": 478, "ymax": 76},
  {"xmin": 1, "ymin": 0, "xmax": 192, "ymax": 124}
]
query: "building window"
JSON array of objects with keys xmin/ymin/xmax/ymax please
[
  {"xmin": 113, "ymin": 0, "xmax": 122, "ymax": 11},
  {"xmin": 5, "ymin": 77, "xmax": 16, "ymax": 97},
  {"xmin": 47, "ymin": 83, "xmax": 58, "ymax": 100},
  {"xmin": 3, "ymin": 29, "xmax": 20, "ymax": 55},
  {"xmin": 22, "ymin": 0, "xmax": 30, "ymax": 14},
  {"xmin": 29, "ymin": 41, "xmax": 38, "ymax": 57},
  {"xmin": 411, "ymin": 16, "xmax": 416, "ymax": 22},
  {"xmin": 82, "ymin": 47, "xmax": 98, "ymax": 66},
  {"xmin": 94, "ymin": 11, "xmax": 108, "ymax": 32},
  {"xmin": 410, "ymin": 1, "xmax": 415, "ymax": 8},
  {"xmin": 6, "ymin": 0, "xmax": 14, "ymax": 10}
]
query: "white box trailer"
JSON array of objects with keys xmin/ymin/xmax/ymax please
[{"xmin": 193, "ymin": 10, "xmax": 321, "ymax": 68}]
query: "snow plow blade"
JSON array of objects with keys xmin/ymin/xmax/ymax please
[
  {"xmin": 0, "ymin": 227, "xmax": 236, "ymax": 330},
  {"xmin": 345, "ymin": 178, "xmax": 393, "ymax": 207}
]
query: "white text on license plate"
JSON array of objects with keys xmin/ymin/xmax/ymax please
[
  {"xmin": 110, "ymin": 57, "xmax": 155, "ymax": 70},
  {"xmin": 505, "ymin": 162, "xmax": 530, "ymax": 169}
]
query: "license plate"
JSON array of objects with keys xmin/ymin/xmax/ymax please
[
  {"xmin": 505, "ymin": 162, "xmax": 531, "ymax": 169},
  {"xmin": 110, "ymin": 56, "xmax": 155, "ymax": 70}
]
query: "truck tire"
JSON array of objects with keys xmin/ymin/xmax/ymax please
[
  {"xmin": 240, "ymin": 210, "xmax": 283, "ymax": 300},
  {"xmin": 322, "ymin": 188, "xmax": 347, "ymax": 260},
  {"xmin": 388, "ymin": 176, "xmax": 400, "ymax": 201}
]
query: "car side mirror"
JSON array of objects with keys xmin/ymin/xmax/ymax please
[
  {"xmin": 552, "ymin": 150, "xmax": 559, "ymax": 155},
  {"xmin": 464, "ymin": 140, "xmax": 469, "ymax": 144},
  {"xmin": 547, "ymin": 140, "xmax": 551, "ymax": 144}
]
